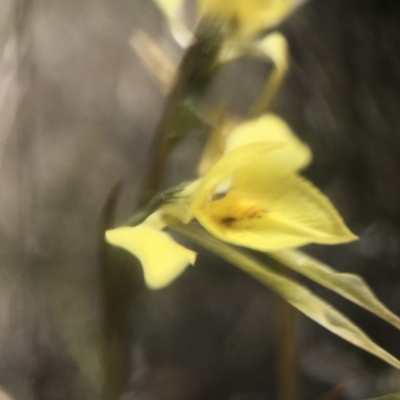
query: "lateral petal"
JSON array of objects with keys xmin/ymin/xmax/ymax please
[{"xmin": 106, "ymin": 225, "xmax": 196, "ymax": 289}]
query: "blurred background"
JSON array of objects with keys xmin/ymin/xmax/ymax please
[{"xmin": 1, "ymin": 0, "xmax": 400, "ymax": 399}]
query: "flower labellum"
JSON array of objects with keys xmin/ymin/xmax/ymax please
[{"xmin": 106, "ymin": 225, "xmax": 196, "ymax": 290}]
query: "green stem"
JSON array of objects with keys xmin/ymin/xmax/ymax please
[
  {"xmin": 246, "ymin": 34, "xmax": 289, "ymax": 117},
  {"xmin": 275, "ymin": 274, "xmax": 299, "ymax": 400},
  {"xmin": 98, "ymin": 182, "xmax": 136, "ymax": 400},
  {"xmin": 248, "ymin": 64, "xmax": 287, "ymax": 117},
  {"xmin": 136, "ymin": 19, "xmax": 224, "ymax": 208}
]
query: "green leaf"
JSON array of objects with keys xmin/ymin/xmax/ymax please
[
  {"xmin": 269, "ymin": 248, "xmax": 400, "ymax": 332},
  {"xmin": 172, "ymin": 224, "xmax": 400, "ymax": 370},
  {"xmin": 366, "ymin": 393, "xmax": 400, "ymax": 400}
]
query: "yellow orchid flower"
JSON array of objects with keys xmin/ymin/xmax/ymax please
[
  {"xmin": 105, "ymin": 140, "xmax": 354, "ymax": 287},
  {"xmin": 151, "ymin": 0, "xmax": 301, "ymax": 42},
  {"xmin": 105, "ymin": 210, "xmax": 196, "ymax": 289},
  {"xmin": 198, "ymin": 0, "xmax": 300, "ymax": 38},
  {"xmin": 190, "ymin": 143, "xmax": 357, "ymax": 251}
]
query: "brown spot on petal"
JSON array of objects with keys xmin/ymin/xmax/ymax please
[
  {"xmin": 220, "ymin": 216, "xmax": 237, "ymax": 226},
  {"xmin": 218, "ymin": 206, "xmax": 268, "ymax": 228}
]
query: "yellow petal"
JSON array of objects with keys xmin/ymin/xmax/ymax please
[
  {"xmin": 257, "ymin": 32, "xmax": 288, "ymax": 73},
  {"xmin": 144, "ymin": 201, "xmax": 194, "ymax": 228},
  {"xmin": 225, "ymin": 114, "xmax": 311, "ymax": 170},
  {"xmin": 198, "ymin": 0, "xmax": 298, "ymax": 38},
  {"xmin": 197, "ymin": 112, "xmax": 309, "ymax": 176},
  {"xmin": 105, "ymin": 226, "xmax": 196, "ymax": 289},
  {"xmin": 190, "ymin": 143, "xmax": 357, "ymax": 251},
  {"xmin": 158, "ymin": 0, "xmax": 183, "ymax": 15},
  {"xmin": 152, "ymin": 0, "xmax": 192, "ymax": 47}
]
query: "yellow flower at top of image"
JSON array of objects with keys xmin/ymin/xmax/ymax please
[
  {"xmin": 198, "ymin": 0, "xmax": 300, "ymax": 38},
  {"xmin": 152, "ymin": 0, "xmax": 302, "ymax": 40}
]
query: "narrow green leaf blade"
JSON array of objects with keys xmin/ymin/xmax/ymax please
[
  {"xmin": 172, "ymin": 224, "xmax": 400, "ymax": 370},
  {"xmin": 270, "ymin": 249, "xmax": 400, "ymax": 332},
  {"xmin": 366, "ymin": 393, "xmax": 400, "ymax": 400}
]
